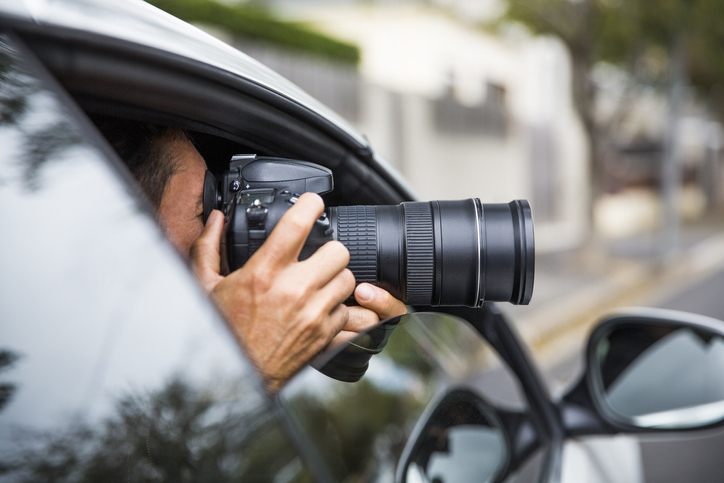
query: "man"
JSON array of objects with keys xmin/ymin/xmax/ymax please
[{"xmin": 97, "ymin": 120, "xmax": 407, "ymax": 392}]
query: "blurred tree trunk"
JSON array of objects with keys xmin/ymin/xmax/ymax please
[
  {"xmin": 660, "ymin": 34, "xmax": 686, "ymax": 264},
  {"xmin": 504, "ymin": 0, "xmax": 604, "ymax": 242},
  {"xmin": 567, "ymin": 3, "xmax": 602, "ymax": 235},
  {"xmin": 501, "ymin": 0, "xmax": 724, "ymax": 250}
]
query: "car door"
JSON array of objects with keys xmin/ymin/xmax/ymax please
[{"xmin": 0, "ymin": 31, "xmax": 316, "ymax": 482}]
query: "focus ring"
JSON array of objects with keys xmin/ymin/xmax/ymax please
[
  {"xmin": 335, "ymin": 206, "xmax": 377, "ymax": 284},
  {"xmin": 404, "ymin": 202, "xmax": 434, "ymax": 304}
]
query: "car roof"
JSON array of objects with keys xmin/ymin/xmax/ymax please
[
  {"xmin": 0, "ymin": 0, "xmax": 417, "ymax": 202},
  {"xmin": 1, "ymin": 0, "xmax": 367, "ymax": 148}
]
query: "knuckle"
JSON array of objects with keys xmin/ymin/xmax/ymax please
[
  {"xmin": 342, "ymin": 269, "xmax": 356, "ymax": 289},
  {"xmin": 330, "ymin": 241, "xmax": 351, "ymax": 262},
  {"xmin": 190, "ymin": 235, "xmax": 205, "ymax": 250},
  {"xmin": 318, "ymin": 241, "xmax": 349, "ymax": 266},
  {"xmin": 390, "ymin": 297, "xmax": 408, "ymax": 316},
  {"xmin": 298, "ymin": 311, "xmax": 325, "ymax": 337},
  {"xmin": 353, "ymin": 307, "xmax": 376, "ymax": 328},
  {"xmin": 381, "ymin": 291, "xmax": 396, "ymax": 310},
  {"xmin": 192, "ymin": 237, "xmax": 212, "ymax": 253},
  {"xmin": 336, "ymin": 304, "xmax": 350, "ymax": 326},
  {"xmin": 284, "ymin": 212, "xmax": 311, "ymax": 236},
  {"xmin": 249, "ymin": 264, "xmax": 274, "ymax": 291},
  {"xmin": 281, "ymin": 280, "xmax": 310, "ymax": 304}
]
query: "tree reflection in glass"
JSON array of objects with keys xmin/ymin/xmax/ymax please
[
  {"xmin": 0, "ymin": 36, "xmax": 92, "ymax": 192},
  {"xmin": 281, "ymin": 313, "xmax": 510, "ymax": 483},
  {"xmin": 1, "ymin": 375, "xmax": 311, "ymax": 482},
  {"xmin": 0, "ymin": 349, "xmax": 19, "ymax": 414}
]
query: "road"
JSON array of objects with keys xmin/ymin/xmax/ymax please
[
  {"xmin": 544, "ymin": 262, "xmax": 724, "ymax": 482},
  {"xmin": 531, "ymin": 231, "xmax": 724, "ymax": 483},
  {"xmin": 637, "ymin": 268, "xmax": 724, "ymax": 483}
]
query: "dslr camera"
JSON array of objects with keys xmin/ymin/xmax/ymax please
[{"xmin": 203, "ymin": 154, "xmax": 534, "ymax": 307}]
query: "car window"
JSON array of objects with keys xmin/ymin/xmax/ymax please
[
  {"xmin": 279, "ymin": 312, "xmax": 527, "ymax": 482},
  {"xmin": 0, "ymin": 33, "xmax": 313, "ymax": 482}
]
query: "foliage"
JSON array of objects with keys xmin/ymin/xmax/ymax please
[
  {"xmin": 0, "ymin": 377, "xmax": 311, "ymax": 482},
  {"xmin": 504, "ymin": 0, "xmax": 724, "ymax": 117},
  {"xmin": 0, "ymin": 349, "xmax": 19, "ymax": 413},
  {"xmin": 500, "ymin": 0, "xmax": 724, "ymax": 209},
  {"xmin": 146, "ymin": 0, "xmax": 360, "ymax": 65}
]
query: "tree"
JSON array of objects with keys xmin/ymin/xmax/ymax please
[
  {"xmin": 146, "ymin": 0, "xmax": 360, "ymax": 65},
  {"xmin": 500, "ymin": 0, "xmax": 724, "ymax": 231}
]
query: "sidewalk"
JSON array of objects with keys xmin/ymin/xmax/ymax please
[{"xmin": 501, "ymin": 216, "xmax": 724, "ymax": 375}]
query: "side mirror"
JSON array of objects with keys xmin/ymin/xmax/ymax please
[
  {"xmin": 586, "ymin": 308, "xmax": 724, "ymax": 430},
  {"xmin": 396, "ymin": 388, "xmax": 509, "ymax": 483}
]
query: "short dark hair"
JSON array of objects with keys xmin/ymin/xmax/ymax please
[{"xmin": 93, "ymin": 118, "xmax": 190, "ymax": 209}]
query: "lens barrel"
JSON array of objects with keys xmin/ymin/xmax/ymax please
[{"xmin": 329, "ymin": 199, "xmax": 534, "ymax": 307}]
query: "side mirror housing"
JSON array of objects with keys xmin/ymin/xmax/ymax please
[
  {"xmin": 396, "ymin": 388, "xmax": 510, "ymax": 483},
  {"xmin": 564, "ymin": 308, "xmax": 724, "ymax": 434}
]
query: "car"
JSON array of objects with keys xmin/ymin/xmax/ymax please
[{"xmin": 2, "ymin": 1, "xmax": 724, "ymax": 482}]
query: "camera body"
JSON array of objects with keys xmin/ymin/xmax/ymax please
[{"xmin": 203, "ymin": 154, "xmax": 336, "ymax": 269}]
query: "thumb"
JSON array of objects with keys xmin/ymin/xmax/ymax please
[{"xmin": 190, "ymin": 209, "xmax": 225, "ymax": 293}]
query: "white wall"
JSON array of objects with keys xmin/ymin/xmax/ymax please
[{"xmin": 282, "ymin": 4, "xmax": 588, "ymax": 251}]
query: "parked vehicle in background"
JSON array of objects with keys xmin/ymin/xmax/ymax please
[{"xmin": 2, "ymin": 1, "xmax": 724, "ymax": 482}]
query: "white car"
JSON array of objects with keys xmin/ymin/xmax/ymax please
[{"xmin": 1, "ymin": 1, "xmax": 723, "ymax": 482}]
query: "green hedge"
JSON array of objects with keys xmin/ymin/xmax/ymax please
[{"xmin": 146, "ymin": 0, "xmax": 360, "ymax": 65}]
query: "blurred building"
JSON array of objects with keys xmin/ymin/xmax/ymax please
[
  {"xmin": 592, "ymin": 63, "xmax": 724, "ymax": 239},
  {"xmin": 205, "ymin": 1, "xmax": 590, "ymax": 252}
]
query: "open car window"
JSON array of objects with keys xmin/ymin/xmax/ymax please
[
  {"xmin": 279, "ymin": 312, "xmax": 528, "ymax": 483},
  {"xmin": 0, "ymin": 33, "xmax": 314, "ymax": 481}
]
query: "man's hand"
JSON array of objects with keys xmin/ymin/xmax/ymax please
[
  {"xmin": 327, "ymin": 283, "xmax": 408, "ymax": 348},
  {"xmin": 191, "ymin": 193, "xmax": 355, "ymax": 393},
  {"xmin": 190, "ymin": 209, "xmax": 225, "ymax": 293},
  {"xmin": 191, "ymin": 193, "xmax": 407, "ymax": 392}
]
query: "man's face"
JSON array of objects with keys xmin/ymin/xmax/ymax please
[{"xmin": 157, "ymin": 135, "xmax": 207, "ymax": 256}]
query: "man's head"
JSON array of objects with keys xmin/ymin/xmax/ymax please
[{"xmin": 96, "ymin": 119, "xmax": 207, "ymax": 255}]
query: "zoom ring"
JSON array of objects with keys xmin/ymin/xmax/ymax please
[
  {"xmin": 404, "ymin": 202, "xmax": 434, "ymax": 304},
  {"xmin": 335, "ymin": 206, "xmax": 377, "ymax": 285}
]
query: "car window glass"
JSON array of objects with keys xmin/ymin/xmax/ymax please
[
  {"xmin": 599, "ymin": 326, "xmax": 724, "ymax": 427},
  {"xmin": 0, "ymin": 34, "xmax": 312, "ymax": 482},
  {"xmin": 279, "ymin": 312, "xmax": 526, "ymax": 482}
]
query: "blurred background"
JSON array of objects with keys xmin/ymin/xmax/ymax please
[
  {"xmin": 145, "ymin": 0, "xmax": 724, "ymax": 479},
  {"xmin": 147, "ymin": 0, "xmax": 724, "ymax": 361}
]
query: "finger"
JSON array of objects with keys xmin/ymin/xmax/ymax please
[
  {"xmin": 300, "ymin": 267, "xmax": 355, "ymax": 321},
  {"xmin": 296, "ymin": 241, "xmax": 350, "ymax": 288},
  {"xmin": 190, "ymin": 209, "xmax": 225, "ymax": 292},
  {"xmin": 354, "ymin": 283, "xmax": 408, "ymax": 321},
  {"xmin": 327, "ymin": 330, "xmax": 359, "ymax": 350},
  {"xmin": 252, "ymin": 192, "xmax": 324, "ymax": 268},
  {"xmin": 345, "ymin": 305, "xmax": 383, "ymax": 333},
  {"xmin": 316, "ymin": 303, "xmax": 350, "ymax": 348}
]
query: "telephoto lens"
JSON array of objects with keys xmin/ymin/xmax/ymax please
[
  {"xmin": 204, "ymin": 156, "xmax": 534, "ymax": 308},
  {"xmin": 328, "ymin": 199, "xmax": 534, "ymax": 307}
]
